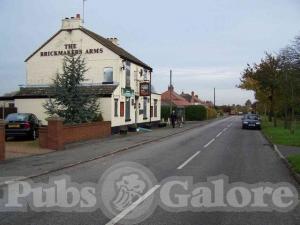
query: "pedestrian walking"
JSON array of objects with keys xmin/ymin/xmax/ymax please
[{"xmin": 170, "ymin": 110, "xmax": 177, "ymax": 128}]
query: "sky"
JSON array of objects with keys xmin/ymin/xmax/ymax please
[{"xmin": 1, "ymin": 0, "xmax": 300, "ymax": 105}]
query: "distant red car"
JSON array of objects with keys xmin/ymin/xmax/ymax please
[{"xmin": 5, "ymin": 113, "xmax": 40, "ymax": 140}]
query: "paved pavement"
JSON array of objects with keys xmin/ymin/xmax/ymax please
[
  {"xmin": 5, "ymin": 139, "xmax": 53, "ymax": 159},
  {"xmin": 0, "ymin": 116, "xmax": 299, "ymax": 225}
]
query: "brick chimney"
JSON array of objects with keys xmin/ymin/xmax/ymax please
[
  {"xmin": 168, "ymin": 85, "xmax": 174, "ymax": 91},
  {"xmin": 62, "ymin": 14, "xmax": 83, "ymax": 29},
  {"xmin": 191, "ymin": 91, "xmax": 194, "ymax": 97}
]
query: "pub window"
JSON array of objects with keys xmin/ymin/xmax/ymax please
[
  {"xmin": 150, "ymin": 106, "xmax": 153, "ymax": 118},
  {"xmin": 143, "ymin": 69, "xmax": 147, "ymax": 80},
  {"xmin": 114, "ymin": 99, "xmax": 118, "ymax": 117},
  {"xmin": 103, "ymin": 67, "xmax": 113, "ymax": 84},
  {"xmin": 120, "ymin": 102, "xmax": 124, "ymax": 117},
  {"xmin": 125, "ymin": 62, "xmax": 131, "ymax": 88},
  {"xmin": 154, "ymin": 99, "xmax": 158, "ymax": 117},
  {"xmin": 143, "ymin": 97, "xmax": 147, "ymax": 119}
]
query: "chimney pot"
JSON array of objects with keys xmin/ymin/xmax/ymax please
[
  {"xmin": 107, "ymin": 37, "xmax": 119, "ymax": 45},
  {"xmin": 76, "ymin": 14, "xmax": 80, "ymax": 19},
  {"xmin": 191, "ymin": 91, "xmax": 194, "ymax": 96}
]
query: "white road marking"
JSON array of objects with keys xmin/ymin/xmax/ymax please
[
  {"xmin": 204, "ymin": 138, "xmax": 216, "ymax": 148},
  {"xmin": 105, "ymin": 184, "xmax": 161, "ymax": 225},
  {"xmin": 216, "ymin": 131, "xmax": 223, "ymax": 138},
  {"xmin": 177, "ymin": 151, "xmax": 201, "ymax": 170}
]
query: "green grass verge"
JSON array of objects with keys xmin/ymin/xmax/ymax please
[
  {"xmin": 262, "ymin": 118, "xmax": 300, "ymax": 147},
  {"xmin": 287, "ymin": 154, "xmax": 300, "ymax": 173}
]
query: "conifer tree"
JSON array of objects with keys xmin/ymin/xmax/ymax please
[{"xmin": 44, "ymin": 54, "xmax": 100, "ymax": 124}]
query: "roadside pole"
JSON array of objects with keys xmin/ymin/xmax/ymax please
[
  {"xmin": 169, "ymin": 70, "xmax": 172, "ymax": 115},
  {"xmin": 214, "ymin": 87, "xmax": 216, "ymax": 108},
  {"xmin": 0, "ymin": 120, "xmax": 5, "ymax": 160}
]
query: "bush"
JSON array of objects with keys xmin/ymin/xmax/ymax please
[
  {"xmin": 185, "ymin": 105, "xmax": 207, "ymax": 121},
  {"xmin": 207, "ymin": 107, "xmax": 217, "ymax": 119},
  {"xmin": 161, "ymin": 106, "xmax": 170, "ymax": 121}
]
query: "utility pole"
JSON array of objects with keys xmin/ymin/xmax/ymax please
[
  {"xmin": 214, "ymin": 88, "xmax": 216, "ymax": 108},
  {"xmin": 169, "ymin": 70, "xmax": 173, "ymax": 115}
]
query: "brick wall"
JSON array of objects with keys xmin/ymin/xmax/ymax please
[
  {"xmin": 39, "ymin": 117, "xmax": 111, "ymax": 150},
  {"xmin": 0, "ymin": 120, "xmax": 5, "ymax": 160}
]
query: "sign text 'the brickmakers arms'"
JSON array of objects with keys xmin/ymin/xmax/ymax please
[{"xmin": 40, "ymin": 44, "xmax": 104, "ymax": 57}]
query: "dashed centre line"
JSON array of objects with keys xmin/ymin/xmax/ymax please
[
  {"xmin": 176, "ymin": 122, "xmax": 232, "ymax": 170},
  {"xmin": 177, "ymin": 151, "xmax": 201, "ymax": 170},
  {"xmin": 105, "ymin": 184, "xmax": 161, "ymax": 225},
  {"xmin": 204, "ymin": 138, "xmax": 216, "ymax": 148},
  {"xmin": 216, "ymin": 131, "xmax": 223, "ymax": 138}
]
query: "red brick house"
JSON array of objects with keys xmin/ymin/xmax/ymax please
[{"xmin": 161, "ymin": 85, "xmax": 191, "ymax": 107}]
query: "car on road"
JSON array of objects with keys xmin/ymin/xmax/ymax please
[
  {"xmin": 5, "ymin": 113, "xmax": 40, "ymax": 140},
  {"xmin": 242, "ymin": 114, "xmax": 261, "ymax": 130}
]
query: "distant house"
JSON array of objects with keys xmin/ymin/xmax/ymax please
[
  {"xmin": 160, "ymin": 85, "xmax": 191, "ymax": 121},
  {"xmin": 181, "ymin": 91, "xmax": 214, "ymax": 108},
  {"xmin": 161, "ymin": 85, "xmax": 191, "ymax": 108},
  {"xmin": 181, "ymin": 91, "xmax": 204, "ymax": 106}
]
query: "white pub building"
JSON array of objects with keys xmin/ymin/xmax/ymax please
[{"xmin": 1, "ymin": 14, "xmax": 161, "ymax": 133}]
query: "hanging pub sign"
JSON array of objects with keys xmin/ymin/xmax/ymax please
[{"xmin": 140, "ymin": 82, "xmax": 150, "ymax": 96}]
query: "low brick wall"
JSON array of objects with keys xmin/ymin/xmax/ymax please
[
  {"xmin": 63, "ymin": 122, "xmax": 111, "ymax": 144},
  {"xmin": 0, "ymin": 120, "xmax": 5, "ymax": 160},
  {"xmin": 39, "ymin": 118, "xmax": 111, "ymax": 150}
]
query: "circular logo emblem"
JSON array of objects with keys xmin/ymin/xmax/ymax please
[{"xmin": 98, "ymin": 162, "xmax": 158, "ymax": 224}]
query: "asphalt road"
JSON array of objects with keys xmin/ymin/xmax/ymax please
[{"xmin": 0, "ymin": 116, "xmax": 299, "ymax": 225}]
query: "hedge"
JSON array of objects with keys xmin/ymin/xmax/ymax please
[
  {"xmin": 185, "ymin": 105, "xmax": 207, "ymax": 121},
  {"xmin": 161, "ymin": 105, "xmax": 217, "ymax": 121}
]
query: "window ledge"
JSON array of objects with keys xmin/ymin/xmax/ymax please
[{"xmin": 102, "ymin": 82, "xmax": 114, "ymax": 85}]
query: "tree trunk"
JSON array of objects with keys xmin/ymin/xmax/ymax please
[
  {"xmin": 284, "ymin": 103, "xmax": 288, "ymax": 129},
  {"xmin": 290, "ymin": 86, "xmax": 295, "ymax": 134},
  {"xmin": 268, "ymin": 110, "xmax": 272, "ymax": 122},
  {"xmin": 269, "ymin": 91, "xmax": 274, "ymax": 123},
  {"xmin": 273, "ymin": 112, "xmax": 277, "ymax": 127}
]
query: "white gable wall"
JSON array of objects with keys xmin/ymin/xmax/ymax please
[{"xmin": 26, "ymin": 29, "xmax": 121, "ymax": 85}]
